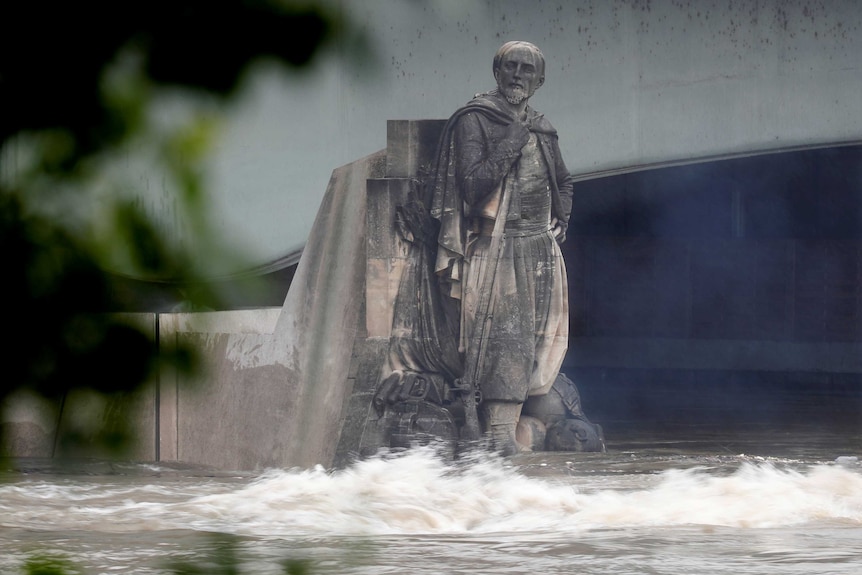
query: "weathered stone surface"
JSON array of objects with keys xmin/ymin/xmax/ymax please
[
  {"xmin": 386, "ymin": 120, "xmax": 447, "ymax": 179},
  {"xmin": 154, "ymin": 150, "xmax": 387, "ymax": 470},
  {"xmin": 1, "ymin": 391, "xmax": 59, "ymax": 458},
  {"xmin": 545, "ymin": 419, "xmax": 605, "ymax": 453},
  {"xmin": 515, "ymin": 416, "xmax": 546, "ymax": 451},
  {"xmin": 175, "ymin": 334, "xmax": 304, "ymax": 469},
  {"xmin": 333, "ymin": 337, "xmax": 389, "ymax": 467},
  {"xmin": 366, "ymin": 178, "xmax": 414, "ymax": 339},
  {"xmin": 357, "ymin": 43, "xmax": 603, "ymax": 456},
  {"xmin": 0, "ymin": 421, "xmax": 53, "ymax": 457}
]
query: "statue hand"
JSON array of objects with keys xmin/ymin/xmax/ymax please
[
  {"xmin": 551, "ymin": 218, "xmax": 567, "ymax": 244},
  {"xmin": 501, "ymin": 120, "xmax": 530, "ymax": 152}
]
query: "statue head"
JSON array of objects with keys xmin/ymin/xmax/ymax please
[{"xmin": 492, "ymin": 41, "xmax": 546, "ymax": 105}]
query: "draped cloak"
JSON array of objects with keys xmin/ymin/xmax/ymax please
[
  {"xmin": 387, "ymin": 91, "xmax": 574, "ymax": 403},
  {"xmin": 427, "ymin": 92, "xmax": 574, "ymax": 299}
]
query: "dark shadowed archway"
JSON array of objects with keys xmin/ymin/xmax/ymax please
[{"xmin": 562, "ymin": 145, "xmax": 862, "ymax": 436}]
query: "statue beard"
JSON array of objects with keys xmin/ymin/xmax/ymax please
[{"xmin": 500, "ymin": 85, "xmax": 530, "ymax": 105}]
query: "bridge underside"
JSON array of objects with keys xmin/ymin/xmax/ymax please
[{"xmin": 563, "ymin": 145, "xmax": 862, "ymax": 435}]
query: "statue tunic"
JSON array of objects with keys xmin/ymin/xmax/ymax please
[{"xmin": 461, "ymin": 132, "xmax": 569, "ymax": 402}]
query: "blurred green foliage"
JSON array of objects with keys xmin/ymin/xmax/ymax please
[
  {"xmin": 23, "ymin": 533, "xmax": 314, "ymax": 574},
  {"xmin": 24, "ymin": 555, "xmax": 79, "ymax": 575},
  {"xmin": 3, "ymin": 1, "xmax": 370, "ymax": 573},
  {"xmin": 0, "ymin": 0, "xmax": 368, "ymax": 452},
  {"xmin": 1, "ymin": 0, "xmax": 354, "ymax": 161},
  {"xmin": 166, "ymin": 533, "xmax": 312, "ymax": 575}
]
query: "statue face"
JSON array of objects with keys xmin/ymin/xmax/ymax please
[{"xmin": 494, "ymin": 45, "xmax": 544, "ymax": 105}]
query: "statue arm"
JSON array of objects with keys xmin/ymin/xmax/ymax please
[
  {"xmin": 548, "ymin": 135, "xmax": 574, "ymax": 243},
  {"xmin": 554, "ymin": 138, "xmax": 574, "ymax": 225},
  {"xmin": 454, "ymin": 112, "xmax": 527, "ymax": 206}
]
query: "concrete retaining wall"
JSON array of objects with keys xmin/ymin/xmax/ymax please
[{"xmin": 3, "ymin": 148, "xmax": 385, "ymax": 470}]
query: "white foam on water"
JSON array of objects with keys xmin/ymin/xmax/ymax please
[
  {"xmin": 571, "ymin": 461, "xmax": 862, "ymax": 530},
  {"xmin": 3, "ymin": 447, "xmax": 862, "ymax": 537},
  {"xmin": 186, "ymin": 449, "xmax": 862, "ymax": 536}
]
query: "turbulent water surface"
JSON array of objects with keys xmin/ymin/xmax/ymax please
[{"xmin": 2, "ymin": 431, "xmax": 862, "ymax": 574}]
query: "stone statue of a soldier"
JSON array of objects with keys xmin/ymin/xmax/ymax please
[
  {"xmin": 426, "ymin": 41, "xmax": 574, "ymax": 453},
  {"xmin": 376, "ymin": 41, "xmax": 601, "ymax": 456}
]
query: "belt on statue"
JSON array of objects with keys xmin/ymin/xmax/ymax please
[{"xmin": 476, "ymin": 217, "xmax": 551, "ymax": 238}]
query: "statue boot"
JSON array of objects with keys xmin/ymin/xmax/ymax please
[{"xmin": 482, "ymin": 401, "xmax": 527, "ymax": 456}]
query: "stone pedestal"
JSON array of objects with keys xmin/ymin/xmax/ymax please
[{"xmin": 334, "ymin": 120, "xmax": 446, "ymax": 465}]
